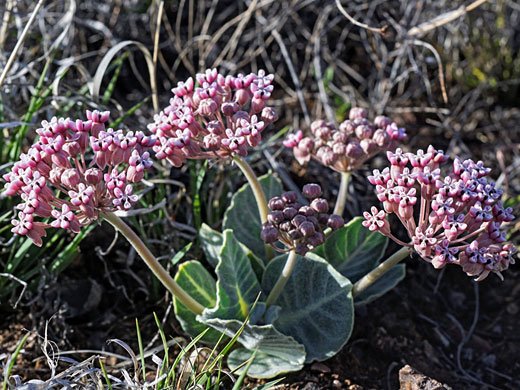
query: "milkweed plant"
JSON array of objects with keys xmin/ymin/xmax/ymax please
[{"xmin": 3, "ymin": 68, "xmax": 517, "ymax": 379}]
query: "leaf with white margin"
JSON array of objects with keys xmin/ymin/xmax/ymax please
[
  {"xmin": 199, "ymin": 223, "xmax": 264, "ymax": 280},
  {"xmin": 203, "ymin": 230, "xmax": 262, "ymax": 320},
  {"xmin": 262, "ymin": 252, "xmax": 354, "ymax": 363},
  {"xmin": 199, "ymin": 316, "xmax": 306, "ymax": 379},
  {"xmin": 173, "ymin": 260, "xmax": 222, "ymax": 342}
]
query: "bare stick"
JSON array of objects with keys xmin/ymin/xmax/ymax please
[
  {"xmin": 407, "ymin": 0, "xmax": 489, "ymax": 38},
  {"xmin": 335, "ymin": 0, "xmax": 387, "ymax": 35},
  {"xmin": 0, "ymin": 0, "xmax": 45, "ymax": 89}
]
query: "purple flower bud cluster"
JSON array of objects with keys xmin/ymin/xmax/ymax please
[
  {"xmin": 362, "ymin": 146, "xmax": 517, "ymax": 281},
  {"xmin": 261, "ymin": 184, "xmax": 344, "ymax": 255},
  {"xmin": 147, "ymin": 68, "xmax": 277, "ymax": 166},
  {"xmin": 283, "ymin": 108, "xmax": 406, "ymax": 172},
  {"xmin": 3, "ymin": 111, "xmax": 155, "ymax": 246}
]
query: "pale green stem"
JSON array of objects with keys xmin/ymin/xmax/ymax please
[
  {"xmin": 333, "ymin": 171, "xmax": 351, "ymax": 216},
  {"xmin": 233, "ymin": 156, "xmax": 274, "ymax": 260},
  {"xmin": 101, "ymin": 212, "xmax": 205, "ymax": 315},
  {"xmin": 265, "ymin": 250, "xmax": 297, "ymax": 307},
  {"xmin": 352, "ymin": 246, "xmax": 412, "ymax": 296}
]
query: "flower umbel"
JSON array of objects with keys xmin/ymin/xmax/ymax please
[
  {"xmin": 3, "ymin": 111, "xmax": 155, "ymax": 246},
  {"xmin": 261, "ymin": 183, "xmax": 344, "ymax": 255},
  {"xmin": 147, "ymin": 68, "xmax": 277, "ymax": 166},
  {"xmin": 283, "ymin": 107, "xmax": 406, "ymax": 172},
  {"xmin": 362, "ymin": 146, "xmax": 517, "ymax": 281}
]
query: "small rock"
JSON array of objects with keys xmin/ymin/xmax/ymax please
[
  {"xmin": 399, "ymin": 365, "xmax": 452, "ymax": 390},
  {"xmin": 310, "ymin": 362, "xmax": 331, "ymax": 374},
  {"xmin": 301, "ymin": 383, "xmax": 320, "ymax": 390},
  {"xmin": 332, "ymin": 379, "xmax": 342, "ymax": 389}
]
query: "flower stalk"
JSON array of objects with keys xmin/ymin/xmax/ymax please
[
  {"xmin": 352, "ymin": 246, "xmax": 411, "ymax": 296},
  {"xmin": 101, "ymin": 211, "xmax": 205, "ymax": 315},
  {"xmin": 265, "ymin": 250, "xmax": 298, "ymax": 307},
  {"xmin": 333, "ymin": 171, "xmax": 351, "ymax": 216},
  {"xmin": 233, "ymin": 156, "xmax": 274, "ymax": 260}
]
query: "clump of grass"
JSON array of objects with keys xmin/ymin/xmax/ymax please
[{"xmin": 1, "ymin": 316, "xmax": 283, "ymax": 390}]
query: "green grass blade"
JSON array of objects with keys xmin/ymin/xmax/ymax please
[
  {"xmin": 232, "ymin": 349, "xmax": 257, "ymax": 390},
  {"xmin": 136, "ymin": 319, "xmax": 146, "ymax": 382},
  {"xmin": 2, "ymin": 332, "xmax": 30, "ymax": 390}
]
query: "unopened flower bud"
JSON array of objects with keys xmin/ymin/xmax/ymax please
[
  {"xmin": 85, "ymin": 168, "xmax": 103, "ymax": 184},
  {"xmin": 374, "ymin": 115, "xmax": 392, "ymax": 129},
  {"xmin": 299, "ymin": 221, "xmax": 316, "ymax": 236},
  {"xmin": 327, "ymin": 214, "xmax": 344, "ymax": 230},
  {"xmin": 268, "ymin": 196, "xmax": 285, "ymax": 210},
  {"xmin": 302, "ymin": 183, "xmax": 322, "ymax": 199},
  {"xmin": 268, "ymin": 210, "xmax": 285, "ymax": 225},
  {"xmin": 298, "ymin": 206, "xmax": 315, "ymax": 217},
  {"xmin": 61, "ymin": 168, "xmax": 80, "ymax": 187},
  {"xmin": 360, "ymin": 138, "xmax": 378, "ymax": 154},
  {"xmin": 307, "ymin": 232, "xmax": 325, "ymax": 247},
  {"xmin": 355, "ymin": 124, "xmax": 373, "ymax": 140},
  {"xmin": 199, "ymin": 98, "xmax": 218, "ymax": 115},
  {"xmin": 261, "ymin": 225, "xmax": 279, "ymax": 243},
  {"xmin": 283, "ymin": 207, "xmax": 298, "ymax": 220},
  {"xmin": 63, "ymin": 141, "xmax": 81, "ymax": 157},
  {"xmin": 261, "ymin": 107, "xmax": 278, "ymax": 124},
  {"xmin": 282, "ymin": 191, "xmax": 298, "ymax": 203},
  {"xmin": 349, "ymin": 107, "xmax": 367, "ymax": 120},
  {"xmin": 346, "ymin": 142, "xmax": 364, "ymax": 158},
  {"xmin": 311, "ymin": 198, "xmax": 329, "ymax": 213},
  {"xmin": 291, "ymin": 214, "xmax": 306, "ymax": 228},
  {"xmin": 339, "ymin": 120, "xmax": 355, "ymax": 135},
  {"xmin": 372, "ymin": 129, "xmax": 391, "ymax": 147},
  {"xmin": 221, "ymin": 101, "xmax": 239, "ymax": 116}
]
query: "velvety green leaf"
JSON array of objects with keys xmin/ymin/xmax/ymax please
[
  {"xmin": 223, "ymin": 172, "xmax": 283, "ymax": 260},
  {"xmin": 199, "ymin": 224, "xmax": 264, "ymax": 279},
  {"xmin": 354, "ymin": 264, "xmax": 406, "ymax": 305},
  {"xmin": 199, "ymin": 223, "xmax": 223, "ymax": 268},
  {"xmin": 199, "ymin": 316, "xmax": 306, "ymax": 378},
  {"xmin": 228, "ymin": 348, "xmax": 303, "ymax": 379},
  {"xmin": 313, "ymin": 217, "xmax": 388, "ymax": 281},
  {"xmin": 173, "ymin": 260, "xmax": 221, "ymax": 342},
  {"xmin": 262, "ymin": 253, "xmax": 354, "ymax": 363},
  {"xmin": 204, "ymin": 230, "xmax": 262, "ymax": 320}
]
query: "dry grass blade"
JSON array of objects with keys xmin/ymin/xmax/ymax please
[
  {"xmin": 335, "ymin": 0, "xmax": 387, "ymax": 34},
  {"xmin": 0, "ymin": 0, "xmax": 45, "ymax": 89},
  {"xmin": 107, "ymin": 339, "xmax": 139, "ymax": 382},
  {"xmin": 91, "ymin": 41, "xmax": 158, "ymax": 112},
  {"xmin": 407, "ymin": 0, "xmax": 488, "ymax": 38},
  {"xmin": 0, "ymin": 273, "xmax": 27, "ymax": 308}
]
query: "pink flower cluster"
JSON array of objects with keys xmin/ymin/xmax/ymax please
[
  {"xmin": 147, "ymin": 68, "xmax": 278, "ymax": 166},
  {"xmin": 283, "ymin": 107, "xmax": 406, "ymax": 172},
  {"xmin": 3, "ymin": 111, "xmax": 155, "ymax": 246},
  {"xmin": 362, "ymin": 146, "xmax": 517, "ymax": 281}
]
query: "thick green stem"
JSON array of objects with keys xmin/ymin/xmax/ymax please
[
  {"xmin": 101, "ymin": 212, "xmax": 205, "ymax": 315},
  {"xmin": 233, "ymin": 156, "xmax": 274, "ymax": 260},
  {"xmin": 266, "ymin": 250, "xmax": 297, "ymax": 307},
  {"xmin": 333, "ymin": 171, "xmax": 351, "ymax": 216},
  {"xmin": 352, "ymin": 246, "xmax": 411, "ymax": 296}
]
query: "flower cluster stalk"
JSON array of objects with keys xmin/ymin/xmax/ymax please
[
  {"xmin": 101, "ymin": 212, "xmax": 205, "ymax": 315},
  {"xmin": 233, "ymin": 156, "xmax": 274, "ymax": 260},
  {"xmin": 352, "ymin": 246, "xmax": 411, "ymax": 296},
  {"xmin": 333, "ymin": 171, "xmax": 351, "ymax": 216},
  {"xmin": 265, "ymin": 250, "xmax": 298, "ymax": 307}
]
